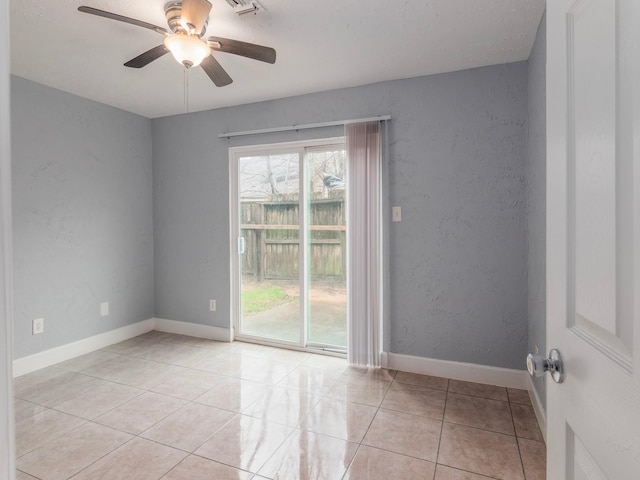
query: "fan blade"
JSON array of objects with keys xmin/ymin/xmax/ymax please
[
  {"xmin": 124, "ymin": 45, "xmax": 170, "ymax": 68},
  {"xmin": 78, "ymin": 6, "xmax": 168, "ymax": 35},
  {"xmin": 181, "ymin": 0, "xmax": 212, "ymax": 34},
  {"xmin": 200, "ymin": 55, "xmax": 233, "ymax": 87},
  {"xmin": 207, "ymin": 36, "xmax": 276, "ymax": 64}
]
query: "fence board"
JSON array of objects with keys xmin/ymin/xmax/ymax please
[{"xmin": 241, "ymin": 197, "xmax": 345, "ymax": 281}]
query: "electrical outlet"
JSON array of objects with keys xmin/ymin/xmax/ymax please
[
  {"xmin": 209, "ymin": 299, "xmax": 216, "ymax": 312},
  {"xmin": 100, "ymin": 302, "xmax": 109, "ymax": 317},
  {"xmin": 32, "ymin": 318, "xmax": 44, "ymax": 335}
]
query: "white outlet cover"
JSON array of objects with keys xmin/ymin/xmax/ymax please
[
  {"xmin": 210, "ymin": 299, "xmax": 217, "ymax": 312},
  {"xmin": 32, "ymin": 318, "xmax": 44, "ymax": 335},
  {"xmin": 100, "ymin": 302, "xmax": 109, "ymax": 317}
]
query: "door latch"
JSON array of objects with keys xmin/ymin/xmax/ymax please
[{"xmin": 527, "ymin": 348, "xmax": 564, "ymax": 384}]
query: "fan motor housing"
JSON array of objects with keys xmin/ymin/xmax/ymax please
[{"xmin": 165, "ymin": 2, "xmax": 208, "ymax": 36}]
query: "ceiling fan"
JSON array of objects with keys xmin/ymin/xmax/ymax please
[{"xmin": 78, "ymin": 0, "xmax": 276, "ymax": 87}]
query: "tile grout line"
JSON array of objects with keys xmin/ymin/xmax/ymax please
[
  {"xmin": 432, "ymin": 378, "xmax": 450, "ymax": 479},
  {"xmin": 13, "ymin": 337, "xmax": 287, "ymax": 479},
  {"xmin": 340, "ymin": 371, "xmax": 405, "ymax": 480},
  {"xmin": 70, "ymin": 346, "xmax": 250, "ymax": 479},
  {"xmin": 508, "ymin": 396, "xmax": 528, "ymax": 480},
  {"xmin": 340, "ymin": 376, "xmax": 389, "ymax": 477},
  {"xmin": 116, "ymin": 342, "xmax": 244, "ymax": 456},
  {"xmin": 66, "ymin": 434, "xmax": 140, "ymax": 480},
  {"xmin": 436, "ymin": 464, "xmax": 503, "ymax": 479},
  {"xmin": 159, "ymin": 341, "xmax": 345, "ymax": 477},
  {"xmin": 249, "ymin": 426, "xmax": 299, "ymax": 478},
  {"xmin": 437, "ymin": 383, "xmax": 529, "ymax": 480}
]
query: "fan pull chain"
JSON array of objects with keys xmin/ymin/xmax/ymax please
[{"xmin": 183, "ymin": 67, "xmax": 190, "ymax": 113}]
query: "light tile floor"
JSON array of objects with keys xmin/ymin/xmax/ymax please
[{"xmin": 14, "ymin": 331, "xmax": 546, "ymax": 480}]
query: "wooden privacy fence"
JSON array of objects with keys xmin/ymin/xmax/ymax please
[{"xmin": 241, "ymin": 193, "xmax": 346, "ymax": 282}]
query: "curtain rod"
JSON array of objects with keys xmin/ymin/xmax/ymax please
[{"xmin": 218, "ymin": 115, "xmax": 391, "ymax": 139}]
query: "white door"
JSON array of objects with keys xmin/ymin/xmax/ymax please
[
  {"xmin": 547, "ymin": 0, "xmax": 640, "ymax": 478},
  {"xmin": 0, "ymin": 0, "xmax": 14, "ymax": 476}
]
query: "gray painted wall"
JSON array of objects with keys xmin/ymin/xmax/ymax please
[
  {"xmin": 527, "ymin": 13, "xmax": 547, "ymax": 406},
  {"xmin": 11, "ymin": 76, "xmax": 154, "ymax": 359},
  {"xmin": 153, "ymin": 62, "xmax": 529, "ymax": 369}
]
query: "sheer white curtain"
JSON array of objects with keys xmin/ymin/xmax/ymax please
[{"xmin": 346, "ymin": 121, "xmax": 382, "ymax": 367}]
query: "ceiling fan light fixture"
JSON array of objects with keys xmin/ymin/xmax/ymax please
[{"xmin": 164, "ymin": 34, "xmax": 210, "ymax": 68}]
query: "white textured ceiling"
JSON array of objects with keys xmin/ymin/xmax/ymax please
[{"xmin": 10, "ymin": 0, "xmax": 545, "ymax": 118}]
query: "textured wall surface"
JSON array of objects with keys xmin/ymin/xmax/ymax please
[
  {"xmin": 153, "ymin": 62, "xmax": 529, "ymax": 369},
  {"xmin": 386, "ymin": 69, "xmax": 528, "ymax": 369},
  {"xmin": 527, "ymin": 13, "xmax": 547, "ymax": 406},
  {"xmin": 11, "ymin": 76, "xmax": 154, "ymax": 359}
]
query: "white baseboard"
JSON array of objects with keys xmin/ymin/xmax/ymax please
[
  {"xmin": 13, "ymin": 318, "xmax": 233, "ymax": 377},
  {"xmin": 527, "ymin": 374, "xmax": 547, "ymax": 442},
  {"xmin": 383, "ymin": 352, "xmax": 529, "ymax": 389},
  {"xmin": 153, "ymin": 318, "xmax": 232, "ymax": 342},
  {"xmin": 13, "ymin": 318, "xmax": 155, "ymax": 377}
]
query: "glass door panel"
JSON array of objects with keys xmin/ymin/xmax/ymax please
[
  {"xmin": 305, "ymin": 147, "xmax": 347, "ymax": 348},
  {"xmin": 238, "ymin": 153, "xmax": 301, "ymax": 343}
]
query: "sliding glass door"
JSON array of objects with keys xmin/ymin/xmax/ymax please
[
  {"xmin": 304, "ymin": 147, "xmax": 347, "ymax": 348},
  {"xmin": 230, "ymin": 138, "xmax": 347, "ymax": 352}
]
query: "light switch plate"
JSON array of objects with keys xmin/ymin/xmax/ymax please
[{"xmin": 392, "ymin": 206, "xmax": 402, "ymax": 222}]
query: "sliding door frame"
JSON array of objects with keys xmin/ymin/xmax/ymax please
[{"xmin": 229, "ymin": 137, "xmax": 346, "ymax": 352}]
